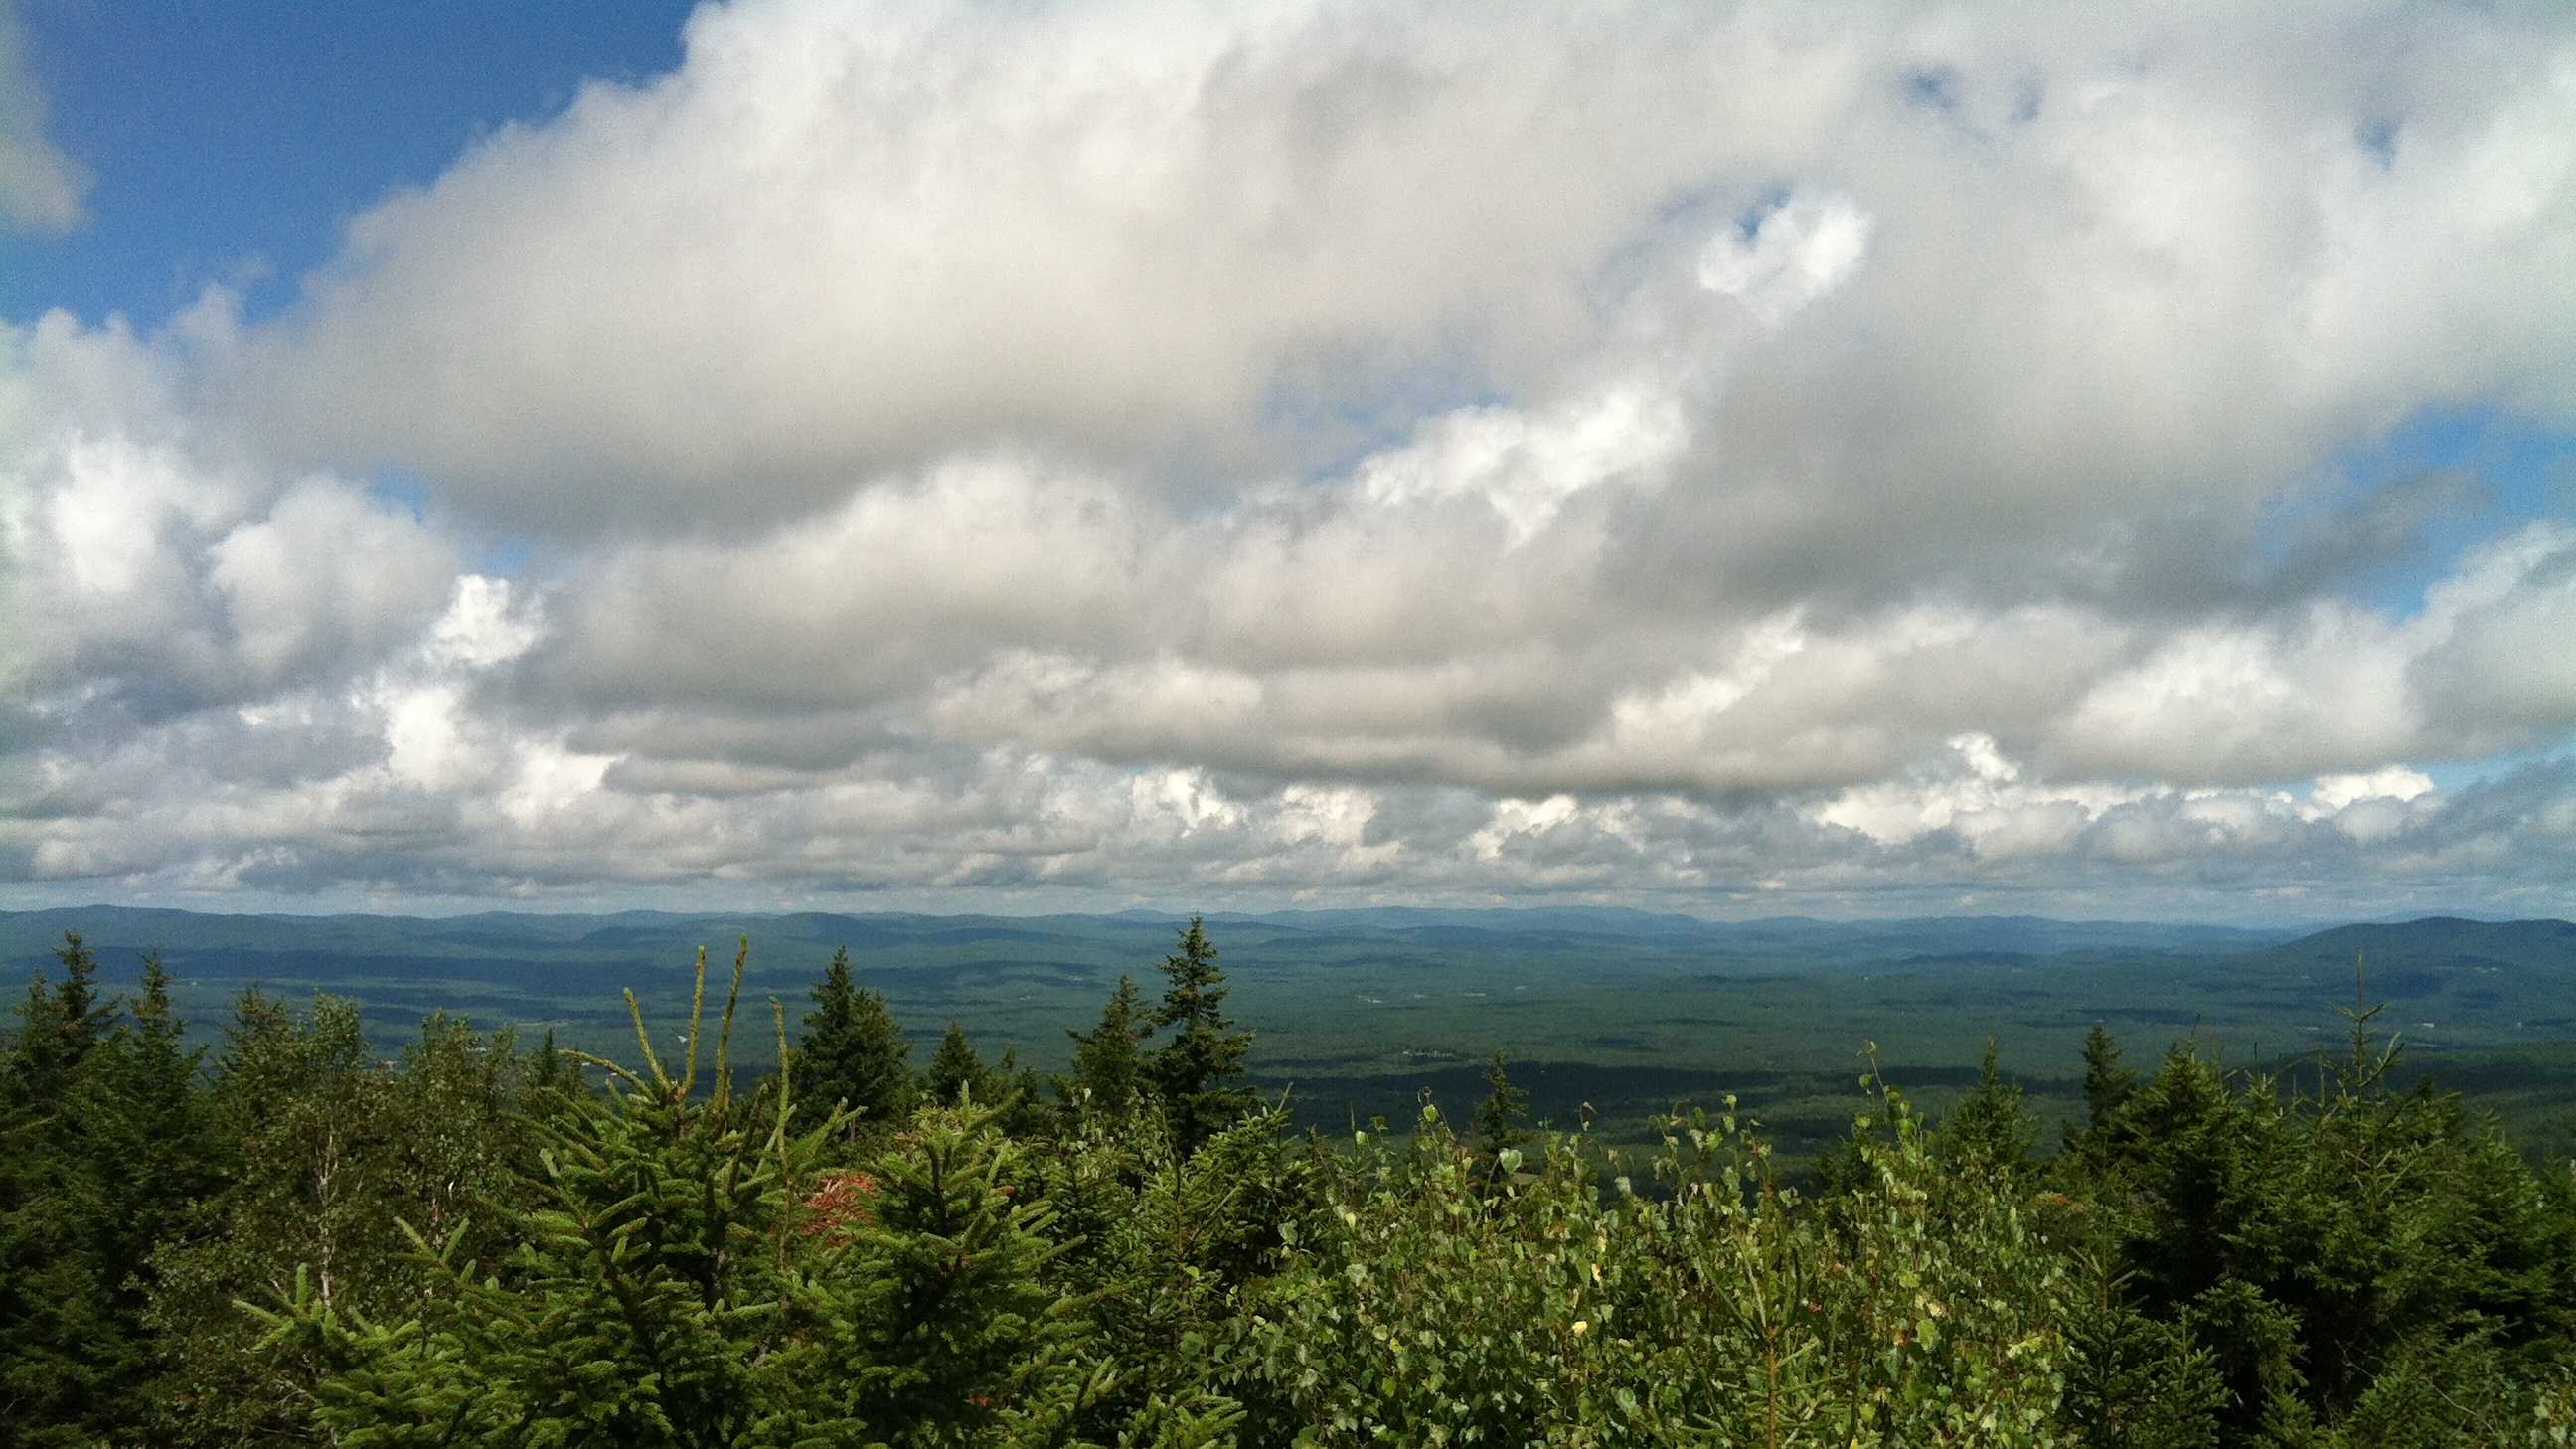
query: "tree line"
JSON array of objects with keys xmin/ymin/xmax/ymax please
[{"xmin": 3, "ymin": 918, "xmax": 2572, "ymax": 1447}]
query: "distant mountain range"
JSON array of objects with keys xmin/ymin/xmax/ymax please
[{"xmin": 0, "ymin": 901, "xmax": 2326, "ymax": 964}]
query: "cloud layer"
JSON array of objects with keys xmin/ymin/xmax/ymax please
[
  {"xmin": 6, "ymin": 0, "xmax": 2576, "ymax": 918},
  {"xmin": 0, "ymin": 0, "xmax": 87, "ymax": 233}
]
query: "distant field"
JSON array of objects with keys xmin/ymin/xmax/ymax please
[{"xmin": 7, "ymin": 906, "xmax": 2572, "ymax": 1162}]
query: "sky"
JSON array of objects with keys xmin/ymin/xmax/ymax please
[{"xmin": 3, "ymin": 1, "xmax": 2574, "ymax": 924}]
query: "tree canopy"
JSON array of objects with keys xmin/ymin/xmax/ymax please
[{"xmin": 2, "ymin": 923, "xmax": 2571, "ymax": 1448}]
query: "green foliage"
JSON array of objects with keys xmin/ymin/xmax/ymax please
[
  {"xmin": 1471, "ymin": 1049, "xmax": 1531, "ymax": 1179},
  {"xmin": 1238, "ymin": 1081, "xmax": 2088, "ymax": 1446},
  {"xmin": 146, "ymin": 991, "xmax": 537, "ymax": 1446},
  {"xmin": 1066, "ymin": 974, "xmax": 1153, "ymax": 1120},
  {"xmin": 1939, "ymin": 1038, "xmax": 2039, "ymax": 1180},
  {"xmin": 1150, "ymin": 917, "xmax": 1254, "ymax": 1153},
  {"xmin": 794, "ymin": 945, "xmax": 918, "ymax": 1140},
  {"xmin": 2055, "ymin": 1255, "xmax": 2225, "ymax": 1449},
  {"xmin": 2050, "ymin": 989, "xmax": 2576, "ymax": 1445},
  {"xmin": 259, "ymin": 945, "xmax": 1232, "ymax": 1447},
  {"xmin": 0, "ymin": 932, "xmax": 196, "ymax": 1446},
  {"xmin": 3, "ymin": 926, "xmax": 2572, "ymax": 1448},
  {"xmin": 927, "ymin": 1019, "xmax": 1004, "ymax": 1108}
]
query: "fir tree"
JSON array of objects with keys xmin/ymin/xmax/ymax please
[
  {"xmin": 1472, "ymin": 1049, "xmax": 1531, "ymax": 1162},
  {"xmin": 1065, "ymin": 975, "xmax": 1152, "ymax": 1115},
  {"xmin": 0, "ymin": 934, "xmax": 129, "ymax": 1446},
  {"xmin": 267, "ymin": 954, "xmax": 1205, "ymax": 1448},
  {"xmin": 50, "ymin": 932, "xmax": 102, "ymax": 1059},
  {"xmin": 2057, "ymin": 1255, "xmax": 2226, "ymax": 1448},
  {"xmin": 527, "ymin": 1026, "xmax": 566, "ymax": 1098},
  {"xmin": 89, "ymin": 953, "xmax": 215, "ymax": 1377},
  {"xmin": 794, "ymin": 946, "xmax": 917, "ymax": 1136},
  {"xmin": 1148, "ymin": 917, "xmax": 1253, "ymax": 1152},
  {"xmin": 1939, "ymin": 1038, "xmax": 2037, "ymax": 1177},
  {"xmin": 927, "ymin": 1020, "xmax": 1000, "ymax": 1107},
  {"xmin": 2065, "ymin": 1021, "xmax": 2139, "ymax": 1161},
  {"xmin": 5, "ymin": 932, "xmax": 107, "ymax": 1107}
]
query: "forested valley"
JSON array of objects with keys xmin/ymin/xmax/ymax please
[{"xmin": 5, "ymin": 919, "xmax": 2573, "ymax": 1448}]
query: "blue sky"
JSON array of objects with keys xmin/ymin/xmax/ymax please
[
  {"xmin": 3, "ymin": 1, "xmax": 2573, "ymax": 921},
  {"xmin": 3, "ymin": 1, "xmax": 694, "ymax": 325}
]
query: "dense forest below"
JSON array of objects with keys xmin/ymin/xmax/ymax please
[
  {"xmin": 4, "ymin": 918, "xmax": 2574, "ymax": 1446},
  {"xmin": 10, "ymin": 905, "xmax": 2576, "ymax": 1167}
]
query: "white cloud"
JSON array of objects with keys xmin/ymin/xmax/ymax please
[
  {"xmin": 2309, "ymin": 766, "xmax": 2434, "ymax": 815},
  {"xmin": 210, "ymin": 480, "xmax": 458, "ymax": 681},
  {"xmin": 428, "ymin": 576, "xmax": 544, "ymax": 670},
  {"xmin": 1357, "ymin": 378, "xmax": 1687, "ymax": 545},
  {"xmin": 3, "ymin": 0, "xmax": 2575, "ymax": 916},
  {"xmin": 1696, "ymin": 193, "xmax": 1875, "ymax": 326}
]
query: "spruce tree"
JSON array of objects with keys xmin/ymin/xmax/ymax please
[
  {"xmin": 794, "ymin": 946, "xmax": 917, "ymax": 1136},
  {"xmin": 273, "ymin": 954, "xmax": 1213, "ymax": 1448},
  {"xmin": 2067, "ymin": 1022, "xmax": 2138, "ymax": 1158},
  {"xmin": 0, "ymin": 933, "xmax": 127, "ymax": 1446},
  {"xmin": 51, "ymin": 932, "xmax": 101, "ymax": 1059},
  {"xmin": 1938, "ymin": 1038, "xmax": 2037, "ymax": 1177},
  {"xmin": 1065, "ymin": 975, "xmax": 1151, "ymax": 1115},
  {"xmin": 926, "ymin": 1021, "xmax": 998, "ymax": 1107},
  {"xmin": 2056, "ymin": 1256, "xmax": 2226, "ymax": 1448},
  {"xmin": 5, "ymin": 931, "xmax": 107, "ymax": 1107},
  {"xmin": 1472, "ymin": 1050, "xmax": 1531, "ymax": 1160},
  {"xmin": 1148, "ymin": 917, "xmax": 1253, "ymax": 1152},
  {"xmin": 527, "ymin": 1026, "xmax": 566, "ymax": 1098},
  {"xmin": 90, "ymin": 953, "xmax": 215, "ymax": 1393}
]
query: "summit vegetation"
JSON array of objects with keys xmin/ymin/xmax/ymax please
[{"xmin": 3, "ymin": 918, "xmax": 2573, "ymax": 1446}]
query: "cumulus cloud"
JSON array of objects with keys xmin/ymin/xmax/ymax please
[{"xmin": 4, "ymin": 0, "xmax": 2575, "ymax": 917}]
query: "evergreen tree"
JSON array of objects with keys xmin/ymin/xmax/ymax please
[
  {"xmin": 1065, "ymin": 975, "xmax": 1152, "ymax": 1115},
  {"xmin": 527, "ymin": 1026, "xmax": 566, "ymax": 1098},
  {"xmin": 1939, "ymin": 1038, "xmax": 2037, "ymax": 1178},
  {"xmin": 2065, "ymin": 1021, "xmax": 2139, "ymax": 1160},
  {"xmin": 268, "ymin": 954, "xmax": 1222, "ymax": 1448},
  {"xmin": 794, "ymin": 946, "xmax": 917, "ymax": 1136},
  {"xmin": 4, "ymin": 931, "xmax": 108, "ymax": 1107},
  {"xmin": 927, "ymin": 1020, "xmax": 1001, "ymax": 1107},
  {"xmin": 51, "ymin": 932, "xmax": 101, "ymax": 1058},
  {"xmin": 989, "ymin": 1046, "xmax": 1052, "ymax": 1137},
  {"xmin": 86, "ymin": 954, "xmax": 216, "ymax": 1430},
  {"xmin": 1472, "ymin": 1049, "xmax": 1531, "ymax": 1162},
  {"xmin": 1148, "ymin": 917, "xmax": 1253, "ymax": 1152},
  {"xmin": 0, "ymin": 933, "xmax": 130, "ymax": 1446},
  {"xmin": 2057, "ymin": 1256, "xmax": 2226, "ymax": 1448}
]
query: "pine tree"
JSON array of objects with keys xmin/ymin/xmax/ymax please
[
  {"xmin": 1938, "ymin": 1038, "xmax": 2037, "ymax": 1177},
  {"xmin": 527, "ymin": 1026, "xmax": 566, "ymax": 1098},
  {"xmin": 1065, "ymin": 975, "xmax": 1152, "ymax": 1116},
  {"xmin": 267, "ymin": 951, "xmax": 1203, "ymax": 1448},
  {"xmin": 0, "ymin": 934, "xmax": 128, "ymax": 1447},
  {"xmin": 1149, "ymin": 917, "xmax": 1253, "ymax": 1152},
  {"xmin": 89, "ymin": 953, "xmax": 215, "ymax": 1406},
  {"xmin": 4, "ymin": 931, "xmax": 107, "ymax": 1107},
  {"xmin": 51, "ymin": 932, "xmax": 101, "ymax": 1059},
  {"xmin": 794, "ymin": 946, "xmax": 917, "ymax": 1136},
  {"xmin": 2065, "ymin": 1022, "xmax": 2138, "ymax": 1160},
  {"xmin": 927, "ymin": 1020, "xmax": 999, "ymax": 1107},
  {"xmin": 2057, "ymin": 1255, "xmax": 2226, "ymax": 1448},
  {"xmin": 1472, "ymin": 1050, "xmax": 1531, "ymax": 1161}
]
